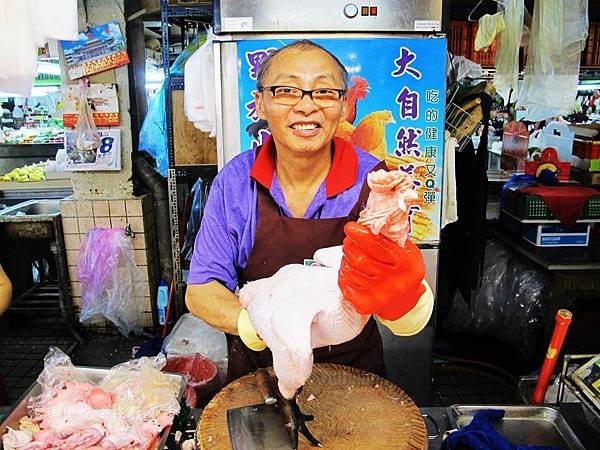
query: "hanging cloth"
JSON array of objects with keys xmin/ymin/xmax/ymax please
[
  {"xmin": 517, "ymin": 0, "xmax": 588, "ymax": 121},
  {"xmin": 0, "ymin": 0, "xmax": 77, "ymax": 96},
  {"xmin": 475, "ymin": 12, "xmax": 506, "ymax": 52},
  {"xmin": 493, "ymin": 0, "xmax": 524, "ymax": 103}
]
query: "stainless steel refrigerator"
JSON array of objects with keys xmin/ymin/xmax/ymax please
[{"xmin": 212, "ymin": 0, "xmax": 446, "ymax": 404}]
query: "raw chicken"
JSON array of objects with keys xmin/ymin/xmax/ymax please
[
  {"xmin": 2, "ymin": 427, "xmax": 33, "ymax": 449},
  {"xmin": 2, "ymin": 350, "xmax": 181, "ymax": 450},
  {"xmin": 357, "ymin": 169, "xmax": 418, "ymax": 247},
  {"xmin": 240, "ymin": 257, "xmax": 370, "ymax": 399},
  {"xmin": 240, "ymin": 169, "xmax": 417, "ymax": 398}
]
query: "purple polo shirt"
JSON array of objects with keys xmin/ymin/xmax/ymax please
[{"xmin": 188, "ymin": 136, "xmax": 380, "ymax": 291}]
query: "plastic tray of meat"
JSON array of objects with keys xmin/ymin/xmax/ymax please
[{"xmin": 0, "ymin": 366, "xmax": 186, "ymax": 450}]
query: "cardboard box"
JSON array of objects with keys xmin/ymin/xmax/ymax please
[{"xmin": 523, "ymin": 223, "xmax": 591, "ymax": 247}]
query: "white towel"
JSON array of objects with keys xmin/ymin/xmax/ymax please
[
  {"xmin": 442, "ymin": 131, "xmax": 458, "ymax": 228},
  {"xmin": 0, "ymin": 0, "xmax": 77, "ymax": 96}
]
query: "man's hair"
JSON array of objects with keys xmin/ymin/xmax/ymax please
[{"xmin": 256, "ymin": 39, "xmax": 349, "ymax": 91}]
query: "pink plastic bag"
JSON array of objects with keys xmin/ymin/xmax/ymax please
[{"xmin": 78, "ymin": 228, "xmax": 144, "ymax": 335}]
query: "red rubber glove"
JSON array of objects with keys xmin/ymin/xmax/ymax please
[{"xmin": 338, "ymin": 222, "xmax": 426, "ymax": 321}]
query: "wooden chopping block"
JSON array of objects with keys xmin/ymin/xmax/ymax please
[{"xmin": 198, "ymin": 363, "xmax": 427, "ymax": 450}]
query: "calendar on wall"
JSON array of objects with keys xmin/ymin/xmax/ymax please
[{"xmin": 64, "ymin": 129, "xmax": 121, "ymax": 171}]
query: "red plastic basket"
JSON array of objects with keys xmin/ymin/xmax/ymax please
[{"xmin": 573, "ymin": 138, "xmax": 600, "ymax": 160}]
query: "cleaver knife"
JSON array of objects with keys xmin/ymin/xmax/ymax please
[
  {"xmin": 227, "ymin": 368, "xmax": 292, "ymax": 449},
  {"xmin": 227, "ymin": 402, "xmax": 294, "ymax": 450}
]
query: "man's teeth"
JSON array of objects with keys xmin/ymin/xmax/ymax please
[{"xmin": 293, "ymin": 123, "xmax": 318, "ymax": 130}]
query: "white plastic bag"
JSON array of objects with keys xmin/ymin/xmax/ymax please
[
  {"xmin": 540, "ymin": 121, "xmax": 574, "ymax": 161},
  {"xmin": 184, "ymin": 27, "xmax": 216, "ymax": 137},
  {"xmin": 493, "ymin": 0, "xmax": 524, "ymax": 103},
  {"xmin": 72, "ymin": 79, "xmax": 100, "ymax": 161},
  {"xmin": 162, "ymin": 313, "xmax": 228, "ymax": 374},
  {"xmin": 517, "ymin": 0, "xmax": 588, "ymax": 121},
  {"xmin": 450, "ymin": 55, "xmax": 483, "ymax": 81},
  {"xmin": 78, "ymin": 228, "xmax": 144, "ymax": 335}
]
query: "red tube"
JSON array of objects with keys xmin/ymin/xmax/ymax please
[{"xmin": 531, "ymin": 309, "xmax": 573, "ymax": 405}]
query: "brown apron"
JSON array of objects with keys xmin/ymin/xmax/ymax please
[{"xmin": 226, "ymin": 161, "xmax": 387, "ymax": 383}]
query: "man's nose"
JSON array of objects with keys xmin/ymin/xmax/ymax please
[{"xmin": 294, "ymin": 91, "xmax": 319, "ymax": 113}]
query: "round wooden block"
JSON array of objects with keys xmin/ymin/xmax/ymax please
[{"xmin": 198, "ymin": 363, "xmax": 427, "ymax": 450}]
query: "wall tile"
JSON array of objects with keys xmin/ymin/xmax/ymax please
[
  {"xmin": 126, "ymin": 199, "xmax": 143, "ymax": 217},
  {"xmin": 60, "ymin": 200, "xmax": 77, "ymax": 218},
  {"xmin": 132, "ymin": 233, "xmax": 146, "ymax": 249},
  {"xmin": 137, "ymin": 265, "xmax": 149, "ymax": 281},
  {"xmin": 78, "ymin": 217, "xmax": 95, "ymax": 234},
  {"xmin": 133, "ymin": 282, "xmax": 150, "ymax": 297},
  {"xmin": 71, "ymin": 282, "xmax": 82, "ymax": 297},
  {"xmin": 111, "ymin": 216, "xmax": 127, "ymax": 228},
  {"xmin": 94, "ymin": 217, "xmax": 111, "ymax": 228},
  {"xmin": 64, "ymin": 233, "xmax": 80, "ymax": 250},
  {"xmin": 134, "ymin": 249, "xmax": 147, "ymax": 266},
  {"xmin": 66, "ymin": 250, "xmax": 79, "ymax": 265},
  {"xmin": 93, "ymin": 200, "xmax": 110, "ymax": 217},
  {"xmin": 129, "ymin": 216, "xmax": 145, "ymax": 234},
  {"xmin": 72, "ymin": 296, "xmax": 82, "ymax": 307},
  {"xmin": 68, "ymin": 265, "xmax": 79, "ymax": 282},
  {"xmin": 109, "ymin": 200, "xmax": 126, "ymax": 217},
  {"xmin": 62, "ymin": 218, "xmax": 79, "ymax": 234},
  {"xmin": 76, "ymin": 201, "xmax": 93, "ymax": 217}
]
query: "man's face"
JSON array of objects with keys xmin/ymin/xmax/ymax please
[{"xmin": 255, "ymin": 47, "xmax": 347, "ymax": 158}]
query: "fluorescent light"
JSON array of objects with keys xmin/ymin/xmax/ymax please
[
  {"xmin": 37, "ymin": 61, "xmax": 61, "ymax": 75},
  {"xmin": 578, "ymin": 84, "xmax": 600, "ymax": 91}
]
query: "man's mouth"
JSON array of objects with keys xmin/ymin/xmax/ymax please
[{"xmin": 290, "ymin": 123, "xmax": 320, "ymax": 130}]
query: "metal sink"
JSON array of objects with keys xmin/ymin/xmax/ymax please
[
  {"xmin": 0, "ymin": 200, "xmax": 62, "ymax": 239},
  {"xmin": 0, "ymin": 199, "xmax": 60, "ymax": 216}
]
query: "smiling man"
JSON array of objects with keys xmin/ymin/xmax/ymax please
[{"xmin": 186, "ymin": 40, "xmax": 432, "ymax": 383}]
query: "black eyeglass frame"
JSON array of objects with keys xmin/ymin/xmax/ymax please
[{"xmin": 257, "ymin": 85, "xmax": 347, "ymax": 104}]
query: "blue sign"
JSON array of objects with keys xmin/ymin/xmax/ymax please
[{"xmin": 237, "ymin": 37, "xmax": 447, "ymax": 242}]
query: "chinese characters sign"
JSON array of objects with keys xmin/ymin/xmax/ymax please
[{"xmin": 237, "ymin": 38, "xmax": 446, "ymax": 243}]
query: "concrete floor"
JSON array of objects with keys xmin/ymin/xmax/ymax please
[{"xmin": 0, "ymin": 311, "xmax": 521, "ymax": 411}]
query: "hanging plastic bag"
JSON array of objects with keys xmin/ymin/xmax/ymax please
[
  {"xmin": 184, "ymin": 27, "xmax": 216, "ymax": 136},
  {"xmin": 78, "ymin": 228, "xmax": 144, "ymax": 336},
  {"xmin": 450, "ymin": 55, "xmax": 483, "ymax": 81},
  {"xmin": 70, "ymin": 78, "xmax": 100, "ymax": 164},
  {"xmin": 517, "ymin": 0, "xmax": 588, "ymax": 121},
  {"xmin": 139, "ymin": 35, "xmax": 206, "ymax": 177},
  {"xmin": 181, "ymin": 177, "xmax": 211, "ymax": 261},
  {"xmin": 493, "ymin": 0, "xmax": 524, "ymax": 103}
]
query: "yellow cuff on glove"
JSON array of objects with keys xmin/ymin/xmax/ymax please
[
  {"xmin": 237, "ymin": 309, "xmax": 267, "ymax": 351},
  {"xmin": 377, "ymin": 280, "xmax": 434, "ymax": 336}
]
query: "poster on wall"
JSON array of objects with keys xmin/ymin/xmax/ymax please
[
  {"xmin": 64, "ymin": 129, "xmax": 121, "ymax": 171},
  {"xmin": 236, "ymin": 37, "xmax": 447, "ymax": 244},
  {"xmin": 61, "ymin": 22, "xmax": 130, "ymax": 80},
  {"xmin": 62, "ymin": 83, "xmax": 120, "ymax": 127}
]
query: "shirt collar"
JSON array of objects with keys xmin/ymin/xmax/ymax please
[{"xmin": 249, "ymin": 135, "xmax": 358, "ymax": 198}]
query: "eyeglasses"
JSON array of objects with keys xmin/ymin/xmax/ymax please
[{"xmin": 258, "ymin": 85, "xmax": 346, "ymax": 107}]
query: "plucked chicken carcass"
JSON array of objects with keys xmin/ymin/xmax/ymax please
[
  {"xmin": 240, "ymin": 169, "xmax": 417, "ymax": 399},
  {"xmin": 2, "ymin": 350, "xmax": 181, "ymax": 450}
]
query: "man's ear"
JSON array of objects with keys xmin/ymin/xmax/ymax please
[
  {"xmin": 339, "ymin": 96, "xmax": 348, "ymax": 123},
  {"xmin": 254, "ymin": 91, "xmax": 267, "ymax": 120}
]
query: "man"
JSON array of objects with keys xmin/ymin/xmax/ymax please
[
  {"xmin": 186, "ymin": 40, "xmax": 433, "ymax": 382},
  {"xmin": 0, "ymin": 263, "xmax": 12, "ymax": 406},
  {"xmin": 0, "ymin": 263, "xmax": 11, "ymax": 317}
]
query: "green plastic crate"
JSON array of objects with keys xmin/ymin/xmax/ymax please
[{"xmin": 504, "ymin": 192, "xmax": 600, "ymax": 220}]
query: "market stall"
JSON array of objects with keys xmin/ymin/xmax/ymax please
[{"xmin": 1, "ymin": 0, "xmax": 600, "ymax": 449}]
